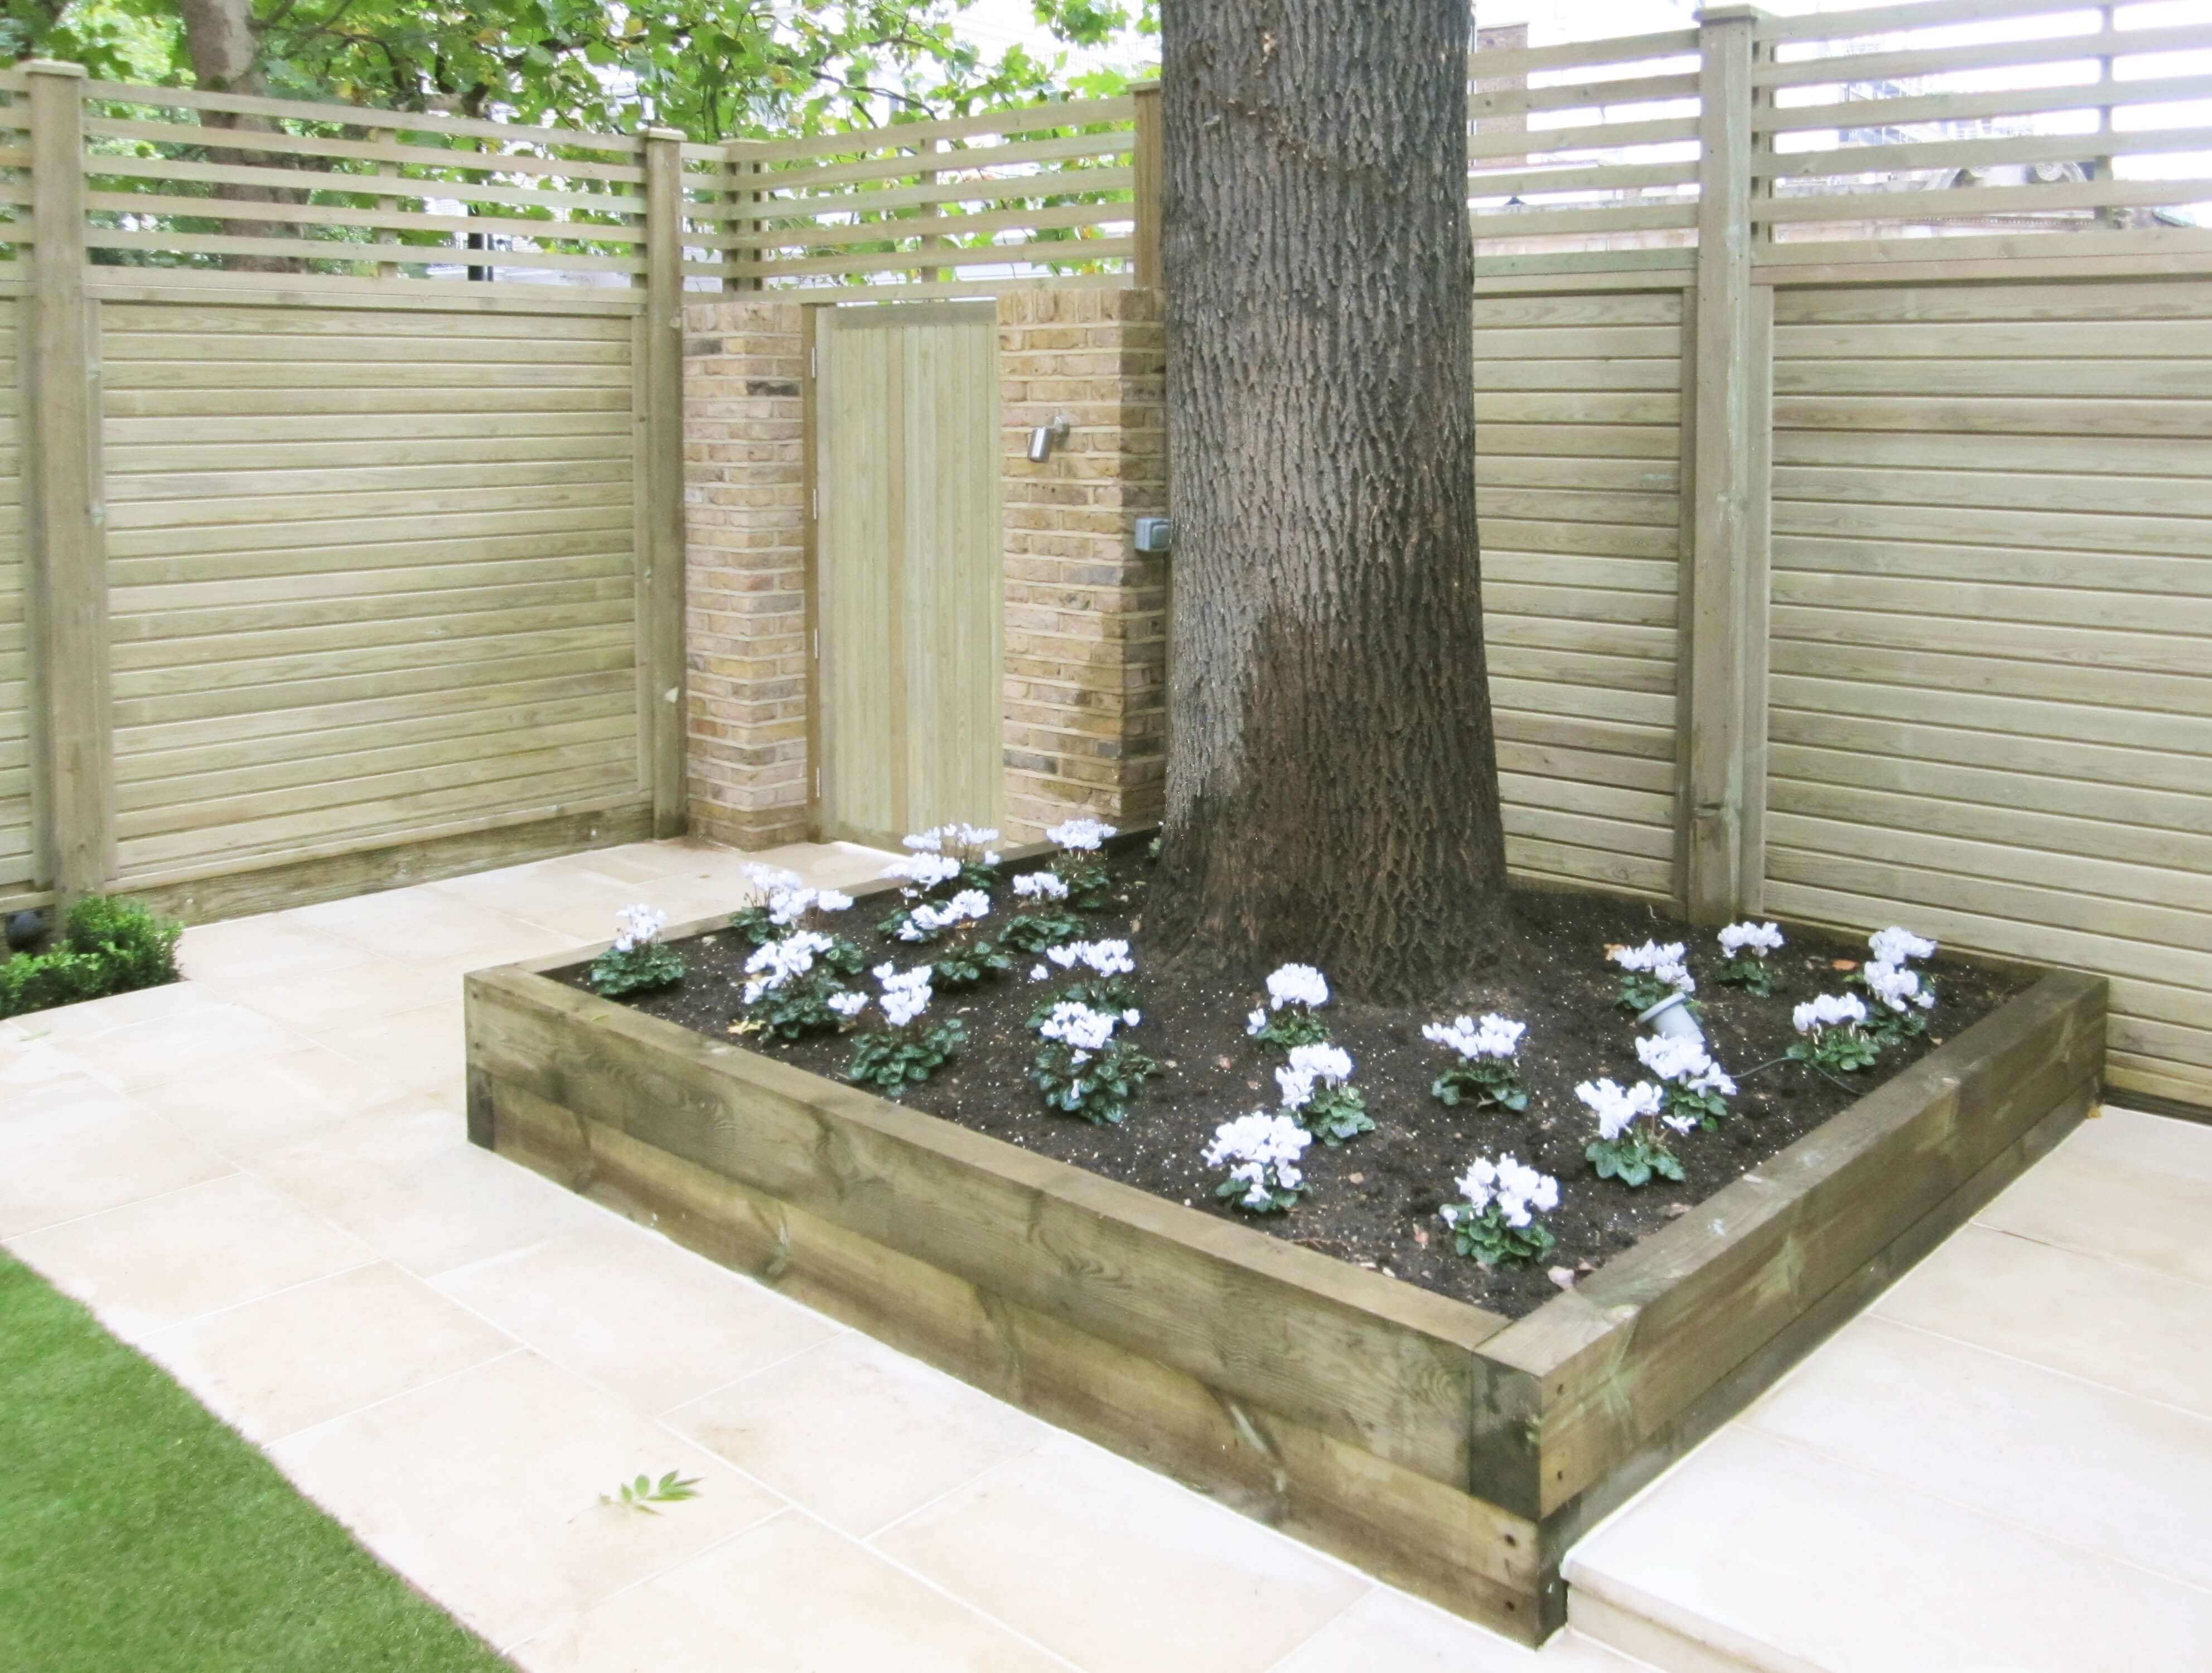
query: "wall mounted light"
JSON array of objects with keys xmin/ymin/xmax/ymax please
[{"xmin": 1027, "ymin": 415, "xmax": 1071, "ymax": 462}]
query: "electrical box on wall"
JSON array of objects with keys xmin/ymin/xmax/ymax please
[{"xmin": 1133, "ymin": 516, "xmax": 1174, "ymax": 555}]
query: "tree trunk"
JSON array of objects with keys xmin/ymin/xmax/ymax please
[
  {"xmin": 176, "ymin": 0, "xmax": 304, "ymax": 272},
  {"xmin": 1150, "ymin": 0, "xmax": 1505, "ymax": 999}
]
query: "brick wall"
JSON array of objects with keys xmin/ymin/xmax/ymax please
[
  {"xmin": 997, "ymin": 287, "xmax": 1169, "ymax": 839},
  {"xmin": 678, "ymin": 287, "xmax": 1168, "ymax": 851},
  {"xmin": 681, "ymin": 299, "xmax": 811, "ymax": 849}
]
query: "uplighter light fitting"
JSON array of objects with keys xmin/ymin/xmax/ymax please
[{"xmin": 1027, "ymin": 415, "xmax": 1071, "ymax": 462}]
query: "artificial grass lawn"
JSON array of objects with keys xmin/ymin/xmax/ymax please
[{"xmin": 0, "ymin": 1251, "xmax": 510, "ymax": 1672}]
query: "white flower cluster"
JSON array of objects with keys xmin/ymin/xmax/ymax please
[
  {"xmin": 1046, "ymin": 939, "xmax": 1136, "ymax": 978},
  {"xmin": 741, "ymin": 930, "xmax": 834, "ymax": 1003},
  {"xmin": 1717, "ymin": 920, "xmax": 1784, "ymax": 958},
  {"xmin": 1045, "ymin": 816, "xmax": 1116, "ymax": 852},
  {"xmin": 1442, "ymin": 1153, "xmax": 1559, "ymax": 1230},
  {"xmin": 1265, "ymin": 963, "xmax": 1330, "ymax": 1010},
  {"xmin": 1862, "ymin": 960, "xmax": 1934, "ymax": 1015},
  {"xmin": 612, "ymin": 903, "xmax": 666, "ymax": 953},
  {"xmin": 895, "ymin": 888, "xmax": 991, "ymax": 942},
  {"xmin": 1635, "ymin": 1033, "xmax": 1737, "ymax": 1097},
  {"xmin": 1274, "ymin": 1043, "xmax": 1354, "ymax": 1111},
  {"xmin": 1869, "ymin": 926, "xmax": 1938, "ymax": 965},
  {"xmin": 904, "ymin": 823, "xmax": 1001, "ymax": 863},
  {"xmin": 1036, "ymin": 1000, "xmax": 1140, "ymax": 1061},
  {"xmin": 1421, "ymin": 1013, "xmax": 1524, "ymax": 1062},
  {"xmin": 1202, "ymin": 1112, "xmax": 1312, "ymax": 1211},
  {"xmin": 883, "ymin": 852, "xmax": 963, "ymax": 891},
  {"xmin": 828, "ymin": 990, "xmax": 870, "ymax": 1020},
  {"xmin": 743, "ymin": 864, "xmax": 853, "ymax": 928},
  {"xmin": 1610, "ymin": 940, "xmax": 1696, "ymax": 995},
  {"xmin": 1578, "ymin": 1076, "xmax": 1688, "ymax": 1138},
  {"xmin": 1012, "ymin": 870, "xmax": 1069, "ymax": 902},
  {"xmin": 1793, "ymin": 992, "xmax": 1868, "ymax": 1034},
  {"xmin": 872, "ymin": 961, "xmax": 934, "ymax": 1029}
]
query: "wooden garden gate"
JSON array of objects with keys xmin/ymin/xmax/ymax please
[{"xmin": 812, "ymin": 303, "xmax": 1003, "ymax": 848}]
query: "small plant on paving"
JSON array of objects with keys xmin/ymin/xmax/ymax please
[
  {"xmin": 1790, "ymin": 992, "xmax": 1881, "ymax": 1074},
  {"xmin": 1422, "ymin": 1013, "xmax": 1529, "ymax": 1111},
  {"xmin": 893, "ymin": 888, "xmax": 992, "ymax": 947},
  {"xmin": 1276, "ymin": 1042, "xmax": 1373, "ymax": 1145},
  {"xmin": 902, "ymin": 822, "xmax": 1003, "ymax": 890},
  {"xmin": 1608, "ymin": 940, "xmax": 1696, "ymax": 1014},
  {"xmin": 1245, "ymin": 963, "xmax": 1331, "ymax": 1052},
  {"xmin": 0, "ymin": 894, "xmax": 183, "ymax": 1019},
  {"xmin": 1044, "ymin": 815, "xmax": 1118, "ymax": 910},
  {"xmin": 1026, "ymin": 938, "xmax": 1139, "ymax": 1021},
  {"xmin": 1580, "ymin": 1076, "xmax": 1692, "ymax": 1187},
  {"xmin": 1714, "ymin": 920, "xmax": 1785, "ymax": 995},
  {"xmin": 1440, "ymin": 1153, "xmax": 1560, "ymax": 1268},
  {"xmin": 600, "ymin": 1471, "xmax": 702, "ymax": 1516},
  {"xmin": 1030, "ymin": 1000, "xmax": 1157, "ymax": 1125},
  {"xmin": 729, "ymin": 864, "xmax": 856, "ymax": 949},
  {"xmin": 738, "ymin": 930, "xmax": 854, "ymax": 1040},
  {"xmin": 1634, "ymin": 1032, "xmax": 1737, "ymax": 1130},
  {"xmin": 1202, "ymin": 1111, "xmax": 1312, "ymax": 1215},
  {"xmin": 1856, "ymin": 927, "xmax": 1939, "ymax": 1045},
  {"xmin": 587, "ymin": 905, "xmax": 685, "ymax": 997},
  {"xmin": 846, "ymin": 963, "xmax": 965, "ymax": 1094}
]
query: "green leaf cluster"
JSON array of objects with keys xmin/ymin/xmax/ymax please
[
  {"xmin": 585, "ymin": 939, "xmax": 685, "ymax": 998},
  {"xmin": 1448, "ymin": 1202, "xmax": 1556, "ymax": 1269},
  {"xmin": 848, "ymin": 1016, "xmax": 965, "ymax": 1093},
  {"xmin": 1295, "ymin": 1080, "xmax": 1373, "ymax": 1147},
  {"xmin": 1713, "ymin": 954, "xmax": 1774, "ymax": 995},
  {"xmin": 1430, "ymin": 1058, "xmax": 1528, "ymax": 1113},
  {"xmin": 1029, "ymin": 1037, "xmax": 1156, "ymax": 1125},
  {"xmin": 1585, "ymin": 1130, "xmax": 1685, "ymax": 1189},
  {"xmin": 1026, "ymin": 975, "xmax": 1136, "ymax": 1026},
  {"xmin": 999, "ymin": 908, "xmax": 1085, "ymax": 953},
  {"xmin": 1249, "ymin": 1009, "xmax": 1329, "ymax": 1053},
  {"xmin": 745, "ymin": 971, "xmax": 854, "ymax": 1041},
  {"xmin": 1788, "ymin": 1026, "xmax": 1881, "ymax": 1075},
  {"xmin": 931, "ymin": 938, "xmax": 1011, "ymax": 989},
  {"xmin": 0, "ymin": 894, "xmax": 182, "ymax": 1021},
  {"xmin": 601, "ymin": 1470, "xmax": 702, "ymax": 1515}
]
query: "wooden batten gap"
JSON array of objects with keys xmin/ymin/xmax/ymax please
[{"xmin": 641, "ymin": 128, "xmax": 688, "ymax": 838}]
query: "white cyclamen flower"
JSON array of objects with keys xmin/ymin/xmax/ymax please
[
  {"xmin": 904, "ymin": 822, "xmax": 1000, "ymax": 858},
  {"xmin": 1862, "ymin": 959, "xmax": 1935, "ymax": 1014},
  {"xmin": 1045, "ymin": 816, "xmax": 1116, "ymax": 852},
  {"xmin": 1610, "ymin": 940, "xmax": 1695, "ymax": 995},
  {"xmin": 1576, "ymin": 1077, "xmax": 1666, "ymax": 1143},
  {"xmin": 883, "ymin": 853, "xmax": 962, "ymax": 890},
  {"xmin": 764, "ymin": 883, "xmax": 854, "ymax": 927},
  {"xmin": 896, "ymin": 889, "xmax": 992, "ymax": 941},
  {"xmin": 1245, "ymin": 1007, "xmax": 1267, "ymax": 1037},
  {"xmin": 1451, "ymin": 1152, "xmax": 1559, "ymax": 1229},
  {"xmin": 827, "ymin": 991, "xmax": 870, "ymax": 1019},
  {"xmin": 1203, "ymin": 1112, "xmax": 1312, "ymax": 1208},
  {"xmin": 1264, "ymin": 963, "xmax": 1330, "ymax": 1011},
  {"xmin": 1012, "ymin": 870, "xmax": 1070, "ymax": 902},
  {"xmin": 1028, "ymin": 963, "xmax": 1049, "ymax": 982},
  {"xmin": 1274, "ymin": 1043, "xmax": 1354, "ymax": 1111},
  {"xmin": 1869, "ymin": 926, "xmax": 1938, "ymax": 965},
  {"xmin": 1422, "ymin": 1013, "xmax": 1524, "ymax": 1061},
  {"xmin": 1635, "ymin": 1033, "xmax": 1737, "ymax": 1098},
  {"xmin": 741, "ymin": 930, "xmax": 833, "ymax": 1002},
  {"xmin": 1046, "ymin": 938, "xmax": 1135, "ymax": 978},
  {"xmin": 875, "ymin": 963, "xmax": 935, "ymax": 1029},
  {"xmin": 612, "ymin": 903, "xmax": 666, "ymax": 953},
  {"xmin": 743, "ymin": 863, "xmax": 804, "ymax": 894},
  {"xmin": 1037, "ymin": 1002, "xmax": 1121, "ymax": 1052},
  {"xmin": 1793, "ymin": 992, "xmax": 1869, "ymax": 1034},
  {"xmin": 1717, "ymin": 920, "xmax": 1784, "ymax": 958}
]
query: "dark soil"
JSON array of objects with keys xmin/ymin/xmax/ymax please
[{"xmin": 558, "ymin": 848, "xmax": 2031, "ymax": 1321}]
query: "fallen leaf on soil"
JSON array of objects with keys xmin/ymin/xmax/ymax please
[
  {"xmin": 1348, "ymin": 1172, "xmax": 1365, "ymax": 1184},
  {"xmin": 1831, "ymin": 958, "xmax": 1859, "ymax": 971},
  {"xmin": 1664, "ymin": 1202, "xmax": 1691, "ymax": 1218},
  {"xmin": 1214, "ymin": 1055, "xmax": 1234, "ymax": 1070},
  {"xmin": 1548, "ymin": 1266, "xmax": 1577, "ymax": 1290},
  {"xmin": 1413, "ymin": 1225, "xmax": 1429, "ymax": 1246},
  {"xmin": 1576, "ymin": 1259, "xmax": 1598, "ymax": 1274}
]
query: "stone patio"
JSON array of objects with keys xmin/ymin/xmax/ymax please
[{"xmin": 3, "ymin": 836, "xmax": 2207, "ymax": 1670}]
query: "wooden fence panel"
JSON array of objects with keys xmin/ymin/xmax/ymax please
[
  {"xmin": 0, "ymin": 298, "xmax": 30, "ymax": 894},
  {"xmin": 1475, "ymin": 289, "xmax": 1686, "ymax": 901},
  {"xmin": 100, "ymin": 299, "xmax": 648, "ymax": 888},
  {"xmin": 1765, "ymin": 279, "xmax": 2212, "ymax": 1110}
]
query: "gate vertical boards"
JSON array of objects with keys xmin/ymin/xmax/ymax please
[
  {"xmin": 814, "ymin": 303, "xmax": 1002, "ymax": 847},
  {"xmin": 0, "ymin": 299, "xmax": 30, "ymax": 896},
  {"xmin": 1764, "ymin": 279, "xmax": 2212, "ymax": 1113}
]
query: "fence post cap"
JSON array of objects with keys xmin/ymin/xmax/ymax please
[
  {"xmin": 641, "ymin": 125, "xmax": 685, "ymax": 143},
  {"xmin": 1695, "ymin": 4, "xmax": 1766, "ymax": 23},
  {"xmin": 21, "ymin": 59, "xmax": 89, "ymax": 78}
]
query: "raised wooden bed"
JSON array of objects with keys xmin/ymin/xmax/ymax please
[{"xmin": 465, "ymin": 877, "xmax": 2104, "ymax": 1643}]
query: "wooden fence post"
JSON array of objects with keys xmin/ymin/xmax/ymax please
[
  {"xmin": 724, "ymin": 140, "xmax": 765, "ymax": 293},
  {"xmin": 1132, "ymin": 81, "xmax": 1162, "ymax": 290},
  {"xmin": 1683, "ymin": 7, "xmax": 1766, "ymax": 923},
  {"xmin": 23, "ymin": 60, "xmax": 112, "ymax": 901},
  {"xmin": 641, "ymin": 127, "xmax": 689, "ymax": 838}
]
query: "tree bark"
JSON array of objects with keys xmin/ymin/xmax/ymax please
[
  {"xmin": 1150, "ymin": 0, "xmax": 1505, "ymax": 999},
  {"xmin": 176, "ymin": 0, "xmax": 304, "ymax": 272}
]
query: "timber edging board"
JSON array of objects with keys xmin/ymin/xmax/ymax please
[{"xmin": 463, "ymin": 879, "xmax": 2104, "ymax": 1645}]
